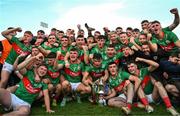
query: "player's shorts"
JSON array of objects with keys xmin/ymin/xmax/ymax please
[
  {"xmin": 5, "ymin": 93, "xmax": 31, "ymax": 111},
  {"xmin": 2, "ymin": 62, "xmax": 13, "ymax": 73},
  {"xmin": 70, "ymin": 82, "xmax": 81, "ymax": 91},
  {"xmin": 146, "ymin": 94, "xmax": 154, "ymax": 103},
  {"xmin": 118, "ymin": 93, "xmax": 127, "ymax": 99}
]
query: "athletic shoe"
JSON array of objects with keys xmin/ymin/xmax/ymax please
[
  {"xmin": 121, "ymin": 106, "xmax": 131, "ymax": 115},
  {"xmin": 77, "ymin": 96, "xmax": 82, "ymax": 104},
  {"xmin": 85, "ymin": 23, "xmax": 95, "ymax": 31},
  {"xmin": 60, "ymin": 97, "xmax": 67, "ymax": 107},
  {"xmin": 167, "ymin": 106, "xmax": 180, "ymax": 116}
]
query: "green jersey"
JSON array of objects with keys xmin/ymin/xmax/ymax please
[
  {"xmin": 15, "ymin": 70, "xmax": 48, "ymax": 105},
  {"xmin": 63, "ymin": 61, "xmax": 84, "ymax": 83},
  {"xmin": 151, "ymin": 30, "xmax": 179, "ymax": 53},
  {"xmin": 85, "ymin": 62, "xmax": 107, "ymax": 81},
  {"xmin": 5, "ymin": 36, "xmax": 31, "ymax": 65},
  {"xmin": 138, "ymin": 67, "xmax": 153, "ymax": 94}
]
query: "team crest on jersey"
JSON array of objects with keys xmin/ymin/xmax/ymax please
[
  {"xmin": 165, "ymin": 40, "xmax": 171, "ymax": 44},
  {"xmin": 77, "ymin": 65, "xmax": 80, "ymax": 70},
  {"xmin": 153, "ymin": 56, "xmax": 158, "ymax": 60}
]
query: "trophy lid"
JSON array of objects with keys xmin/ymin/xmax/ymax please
[{"xmin": 98, "ymin": 90, "xmax": 104, "ymax": 94}]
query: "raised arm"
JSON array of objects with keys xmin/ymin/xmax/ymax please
[
  {"xmin": 1, "ymin": 27, "xmax": 22, "ymax": 40},
  {"xmin": 168, "ymin": 8, "xmax": 179, "ymax": 31},
  {"xmin": 17, "ymin": 53, "xmax": 43, "ymax": 71},
  {"xmin": 53, "ymin": 51, "xmax": 64, "ymax": 70},
  {"xmin": 135, "ymin": 57, "xmax": 159, "ymax": 72},
  {"xmin": 38, "ymin": 46, "xmax": 51, "ymax": 57},
  {"xmin": 82, "ymin": 45, "xmax": 89, "ymax": 64}
]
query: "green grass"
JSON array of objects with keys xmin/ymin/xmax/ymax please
[{"xmin": 1, "ymin": 99, "xmax": 180, "ymax": 116}]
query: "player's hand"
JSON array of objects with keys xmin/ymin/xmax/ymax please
[
  {"xmin": 147, "ymin": 33, "xmax": 152, "ymax": 41},
  {"xmin": 103, "ymin": 27, "xmax": 109, "ymax": 32},
  {"xmin": 18, "ymin": 52, "xmax": 27, "ymax": 58},
  {"xmin": 65, "ymin": 61, "xmax": 70, "ymax": 68},
  {"xmin": 77, "ymin": 24, "xmax": 81, "ymax": 30},
  {"xmin": 82, "ymin": 45, "xmax": 88, "ymax": 51},
  {"xmin": 71, "ymin": 42, "xmax": 76, "ymax": 46},
  {"xmin": 36, "ymin": 53, "xmax": 44, "ymax": 60},
  {"xmin": 170, "ymin": 8, "xmax": 178, "ymax": 14},
  {"xmin": 46, "ymin": 109, "xmax": 55, "ymax": 113},
  {"xmin": 57, "ymin": 51, "xmax": 61, "ymax": 57},
  {"xmin": 143, "ymin": 29, "xmax": 148, "ymax": 34},
  {"xmin": 53, "ymin": 43, "xmax": 59, "ymax": 47},
  {"xmin": 129, "ymin": 37, "xmax": 135, "ymax": 43},
  {"xmin": 135, "ymin": 57, "xmax": 142, "ymax": 62},
  {"xmin": 163, "ymin": 72, "xmax": 169, "ymax": 79}
]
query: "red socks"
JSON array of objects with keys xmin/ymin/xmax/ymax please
[
  {"xmin": 140, "ymin": 97, "xmax": 148, "ymax": 105},
  {"xmin": 127, "ymin": 103, "xmax": 132, "ymax": 109},
  {"xmin": 163, "ymin": 97, "xmax": 172, "ymax": 108}
]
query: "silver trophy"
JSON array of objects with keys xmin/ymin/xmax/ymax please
[{"xmin": 97, "ymin": 78, "xmax": 106, "ymax": 106}]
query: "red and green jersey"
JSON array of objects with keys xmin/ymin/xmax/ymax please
[
  {"xmin": 108, "ymin": 71, "xmax": 130, "ymax": 92},
  {"xmin": 103, "ymin": 52, "xmax": 124, "ymax": 65},
  {"xmin": 138, "ymin": 67, "xmax": 153, "ymax": 95},
  {"xmin": 151, "ymin": 30, "xmax": 179, "ymax": 52},
  {"xmin": 63, "ymin": 61, "xmax": 84, "ymax": 83},
  {"xmin": 45, "ymin": 65, "xmax": 61, "ymax": 85},
  {"xmin": 5, "ymin": 36, "xmax": 31, "ymax": 65},
  {"xmin": 14, "ymin": 70, "xmax": 48, "ymax": 105},
  {"xmin": 85, "ymin": 62, "xmax": 107, "ymax": 81}
]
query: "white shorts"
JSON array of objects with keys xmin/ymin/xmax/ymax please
[
  {"xmin": 146, "ymin": 94, "xmax": 154, "ymax": 103},
  {"xmin": 118, "ymin": 93, "xmax": 127, "ymax": 100},
  {"xmin": 2, "ymin": 62, "xmax": 14, "ymax": 73},
  {"xmin": 70, "ymin": 82, "xmax": 81, "ymax": 91},
  {"xmin": 10, "ymin": 93, "xmax": 31, "ymax": 110}
]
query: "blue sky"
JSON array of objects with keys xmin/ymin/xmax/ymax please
[{"xmin": 0, "ymin": 0, "xmax": 180, "ymax": 38}]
